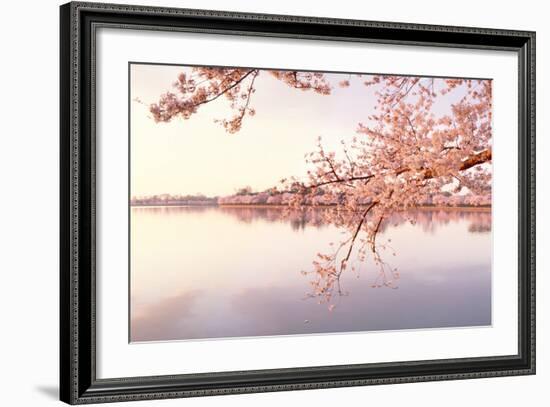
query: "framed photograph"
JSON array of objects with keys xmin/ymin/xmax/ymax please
[{"xmin": 60, "ymin": 1, "xmax": 536, "ymax": 404}]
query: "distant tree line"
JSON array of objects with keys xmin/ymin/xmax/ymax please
[
  {"xmin": 131, "ymin": 188, "xmax": 490, "ymax": 207},
  {"xmin": 131, "ymin": 193, "xmax": 218, "ymax": 206}
]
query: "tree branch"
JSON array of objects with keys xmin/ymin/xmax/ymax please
[
  {"xmin": 191, "ymin": 69, "xmax": 257, "ymax": 108},
  {"xmin": 394, "ymin": 148, "xmax": 492, "ymax": 179},
  {"xmin": 307, "ymin": 174, "xmax": 374, "ymax": 189}
]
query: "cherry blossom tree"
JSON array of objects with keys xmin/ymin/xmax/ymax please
[{"xmin": 149, "ymin": 67, "xmax": 492, "ymax": 305}]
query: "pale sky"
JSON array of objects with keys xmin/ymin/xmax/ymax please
[{"xmin": 130, "ymin": 63, "xmax": 469, "ymax": 197}]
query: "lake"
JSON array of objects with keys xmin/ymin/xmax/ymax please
[{"xmin": 130, "ymin": 206, "xmax": 492, "ymax": 342}]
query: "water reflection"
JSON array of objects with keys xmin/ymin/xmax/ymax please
[
  {"xmin": 132, "ymin": 205, "xmax": 491, "ymax": 233},
  {"xmin": 131, "ymin": 290, "xmax": 202, "ymax": 341},
  {"xmin": 130, "ymin": 206, "xmax": 491, "ymax": 342}
]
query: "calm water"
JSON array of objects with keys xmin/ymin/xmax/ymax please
[{"xmin": 130, "ymin": 206, "xmax": 491, "ymax": 342}]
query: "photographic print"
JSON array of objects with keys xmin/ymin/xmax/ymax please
[{"xmin": 129, "ymin": 63, "xmax": 492, "ymax": 342}]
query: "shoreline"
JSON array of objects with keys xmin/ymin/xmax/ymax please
[{"xmin": 131, "ymin": 204, "xmax": 492, "ymax": 212}]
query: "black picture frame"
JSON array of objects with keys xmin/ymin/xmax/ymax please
[{"xmin": 60, "ymin": 1, "xmax": 536, "ymax": 404}]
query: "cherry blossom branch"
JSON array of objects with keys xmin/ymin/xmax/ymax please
[
  {"xmin": 196, "ymin": 69, "xmax": 257, "ymax": 106},
  {"xmin": 150, "ymin": 67, "xmax": 331, "ymax": 133}
]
